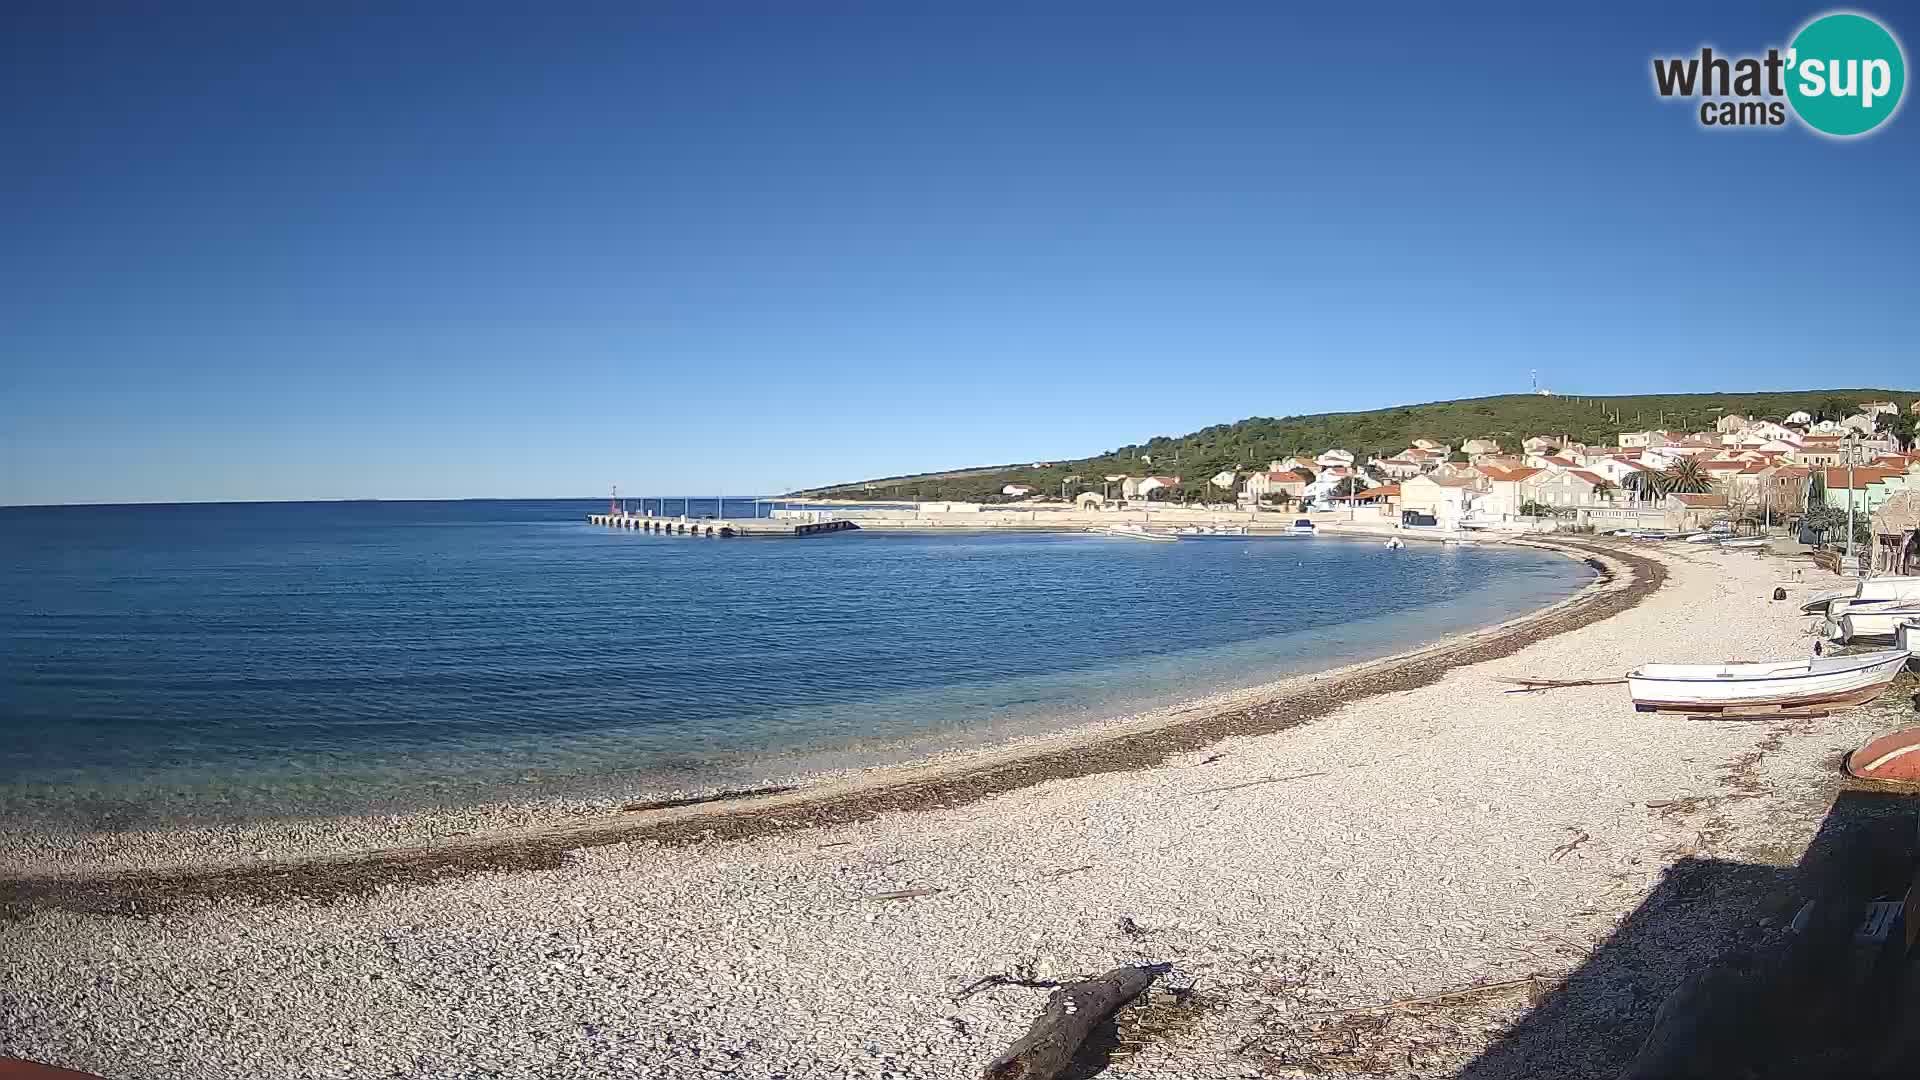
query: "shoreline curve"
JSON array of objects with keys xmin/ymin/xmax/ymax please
[{"xmin": 0, "ymin": 537, "xmax": 1663, "ymax": 920}]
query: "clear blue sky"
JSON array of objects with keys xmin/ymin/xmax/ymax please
[{"xmin": 3, "ymin": 3, "xmax": 1916, "ymax": 504}]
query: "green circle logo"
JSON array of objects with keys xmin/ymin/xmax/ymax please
[{"xmin": 1787, "ymin": 12, "xmax": 1906, "ymax": 136}]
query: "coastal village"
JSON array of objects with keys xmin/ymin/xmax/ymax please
[{"xmin": 1072, "ymin": 398, "xmax": 1920, "ymax": 542}]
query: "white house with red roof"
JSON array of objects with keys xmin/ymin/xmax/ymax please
[
  {"xmin": 1303, "ymin": 464, "xmax": 1384, "ymax": 507},
  {"xmin": 1399, "ymin": 473, "xmax": 1481, "ymax": 529},
  {"xmin": 1243, "ymin": 469, "xmax": 1309, "ymax": 503},
  {"xmin": 1587, "ymin": 455, "xmax": 1659, "ymax": 491},
  {"xmin": 1122, "ymin": 475, "xmax": 1182, "ymax": 499},
  {"xmin": 1527, "ymin": 468, "xmax": 1611, "ymax": 510},
  {"xmin": 1369, "ymin": 445, "xmax": 1446, "ymax": 479},
  {"xmin": 1473, "ymin": 465, "xmax": 1541, "ymax": 521},
  {"xmin": 1618, "ymin": 430, "xmax": 1685, "ymax": 449},
  {"xmin": 1664, "ymin": 492, "xmax": 1729, "ymax": 530}
]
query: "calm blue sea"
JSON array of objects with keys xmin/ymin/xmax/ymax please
[{"xmin": 0, "ymin": 500, "xmax": 1588, "ymax": 830}]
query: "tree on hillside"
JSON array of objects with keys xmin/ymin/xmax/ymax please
[
  {"xmin": 1820, "ymin": 396, "xmax": 1856, "ymax": 422},
  {"xmin": 1892, "ymin": 413, "xmax": 1917, "ymax": 450},
  {"xmin": 800, "ymin": 390, "xmax": 1918, "ymax": 502},
  {"xmin": 1655, "ymin": 457, "xmax": 1714, "ymax": 497}
]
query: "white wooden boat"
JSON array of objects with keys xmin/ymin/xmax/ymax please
[
  {"xmin": 1826, "ymin": 593, "xmax": 1920, "ymax": 635},
  {"xmin": 1896, "ymin": 619, "xmax": 1917, "ymax": 657},
  {"xmin": 1859, "ymin": 575, "xmax": 1920, "ymax": 601},
  {"xmin": 1804, "ymin": 577, "xmax": 1920, "ymax": 616},
  {"xmin": 1802, "ymin": 587, "xmax": 1856, "ymax": 614},
  {"xmin": 1683, "ymin": 532, "xmax": 1719, "ymax": 543},
  {"xmin": 1839, "ymin": 606, "xmax": 1920, "ymax": 641},
  {"xmin": 1718, "ymin": 537, "xmax": 1767, "ymax": 549},
  {"xmin": 1628, "ymin": 649, "xmax": 1909, "ymax": 715}
]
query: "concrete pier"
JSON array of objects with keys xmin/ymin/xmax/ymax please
[{"xmin": 587, "ymin": 513, "xmax": 858, "ymax": 538}]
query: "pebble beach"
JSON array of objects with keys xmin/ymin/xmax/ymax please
[{"xmin": 3, "ymin": 539, "xmax": 1910, "ymax": 1079}]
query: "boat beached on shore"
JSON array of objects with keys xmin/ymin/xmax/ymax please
[
  {"xmin": 1803, "ymin": 576, "xmax": 1920, "ymax": 616},
  {"xmin": 1628, "ymin": 649, "xmax": 1911, "ymax": 716},
  {"xmin": 1836, "ymin": 605, "xmax": 1920, "ymax": 643}
]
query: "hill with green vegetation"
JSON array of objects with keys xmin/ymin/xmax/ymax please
[{"xmin": 799, "ymin": 389, "xmax": 1919, "ymax": 502}]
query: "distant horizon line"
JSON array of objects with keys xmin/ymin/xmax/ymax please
[{"xmin": 0, "ymin": 495, "xmax": 830, "ymax": 510}]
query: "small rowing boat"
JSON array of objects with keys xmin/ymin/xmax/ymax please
[
  {"xmin": 1090, "ymin": 524, "xmax": 1180, "ymax": 543},
  {"xmin": 1627, "ymin": 648, "xmax": 1909, "ymax": 715},
  {"xmin": 1847, "ymin": 726, "xmax": 1920, "ymax": 782}
]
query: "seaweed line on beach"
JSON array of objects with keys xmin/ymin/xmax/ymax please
[{"xmin": 0, "ymin": 539, "xmax": 1663, "ymax": 921}]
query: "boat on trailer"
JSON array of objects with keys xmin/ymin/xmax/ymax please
[
  {"xmin": 1627, "ymin": 649, "xmax": 1909, "ymax": 716},
  {"xmin": 1898, "ymin": 619, "xmax": 1918, "ymax": 657}
]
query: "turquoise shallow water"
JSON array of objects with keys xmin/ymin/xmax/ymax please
[{"xmin": 0, "ymin": 500, "xmax": 1589, "ymax": 828}]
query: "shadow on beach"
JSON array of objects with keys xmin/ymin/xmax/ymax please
[{"xmin": 1454, "ymin": 787, "xmax": 1920, "ymax": 1079}]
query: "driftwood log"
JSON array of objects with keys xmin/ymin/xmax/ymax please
[{"xmin": 983, "ymin": 964, "xmax": 1165, "ymax": 1080}]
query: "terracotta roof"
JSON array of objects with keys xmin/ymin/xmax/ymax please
[
  {"xmin": 1822, "ymin": 467, "xmax": 1903, "ymax": 490},
  {"xmin": 1669, "ymin": 493, "xmax": 1728, "ymax": 507},
  {"xmin": 1541, "ymin": 455, "xmax": 1577, "ymax": 467},
  {"xmin": 1336, "ymin": 484, "xmax": 1400, "ymax": 500},
  {"xmin": 1483, "ymin": 466, "xmax": 1542, "ymax": 482},
  {"xmin": 1263, "ymin": 471, "xmax": 1305, "ymax": 484},
  {"xmin": 1569, "ymin": 470, "xmax": 1608, "ymax": 486},
  {"xmin": 1413, "ymin": 473, "xmax": 1479, "ymax": 488}
]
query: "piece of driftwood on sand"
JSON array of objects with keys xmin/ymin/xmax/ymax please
[
  {"xmin": 1499, "ymin": 676, "xmax": 1629, "ymax": 694},
  {"xmin": 983, "ymin": 963, "xmax": 1167, "ymax": 1080}
]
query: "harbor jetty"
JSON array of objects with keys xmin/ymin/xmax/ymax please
[{"xmin": 586, "ymin": 511, "xmax": 858, "ymax": 538}]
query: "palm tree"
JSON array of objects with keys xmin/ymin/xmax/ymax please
[{"xmin": 1655, "ymin": 457, "xmax": 1714, "ymax": 497}]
